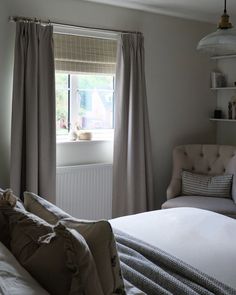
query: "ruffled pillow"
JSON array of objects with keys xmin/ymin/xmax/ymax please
[
  {"xmin": 24, "ymin": 191, "xmax": 70, "ymax": 224},
  {"xmin": 0, "ymin": 188, "xmax": 24, "ymax": 248},
  {"xmin": 23, "ymin": 191, "xmax": 126, "ymax": 295},
  {"xmin": 0, "ymin": 188, "xmax": 18, "ymax": 208},
  {"xmin": 2, "ymin": 205, "xmax": 103, "ymax": 295},
  {"xmin": 62, "ymin": 218, "xmax": 126, "ymax": 295}
]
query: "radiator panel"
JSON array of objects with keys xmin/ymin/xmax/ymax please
[{"xmin": 56, "ymin": 164, "xmax": 112, "ymax": 220}]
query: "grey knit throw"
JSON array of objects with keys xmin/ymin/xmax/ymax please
[{"xmin": 114, "ymin": 230, "xmax": 236, "ymax": 295}]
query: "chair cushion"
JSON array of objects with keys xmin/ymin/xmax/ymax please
[
  {"xmin": 162, "ymin": 196, "xmax": 236, "ymax": 218},
  {"xmin": 182, "ymin": 171, "xmax": 233, "ymax": 198},
  {"xmin": 167, "ymin": 145, "xmax": 236, "ymax": 203}
]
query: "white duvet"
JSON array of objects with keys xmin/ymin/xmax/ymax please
[
  {"xmin": 0, "ymin": 242, "xmax": 49, "ymax": 295},
  {"xmin": 110, "ymin": 207, "xmax": 236, "ymax": 290}
]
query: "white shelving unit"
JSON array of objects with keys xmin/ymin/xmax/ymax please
[
  {"xmin": 210, "ymin": 54, "xmax": 236, "ymax": 123},
  {"xmin": 211, "ymin": 87, "xmax": 236, "ymax": 90},
  {"xmin": 210, "ymin": 118, "xmax": 236, "ymax": 122},
  {"xmin": 211, "ymin": 54, "xmax": 236, "ymax": 60}
]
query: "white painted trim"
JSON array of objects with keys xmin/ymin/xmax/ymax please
[{"xmin": 53, "ymin": 24, "xmax": 120, "ymax": 40}]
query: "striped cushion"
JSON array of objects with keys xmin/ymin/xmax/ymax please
[{"xmin": 182, "ymin": 171, "xmax": 233, "ymax": 198}]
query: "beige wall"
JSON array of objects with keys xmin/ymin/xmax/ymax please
[{"xmin": 0, "ymin": 0, "xmax": 216, "ymax": 208}]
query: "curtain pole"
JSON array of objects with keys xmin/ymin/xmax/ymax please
[{"xmin": 8, "ymin": 16, "xmax": 142, "ymax": 35}]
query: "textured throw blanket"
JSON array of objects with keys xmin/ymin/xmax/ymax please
[{"xmin": 114, "ymin": 230, "xmax": 236, "ymax": 295}]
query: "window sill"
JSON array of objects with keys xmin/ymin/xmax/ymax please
[
  {"xmin": 57, "ymin": 138, "xmax": 113, "ymax": 144},
  {"xmin": 56, "ymin": 130, "xmax": 114, "ymax": 144}
]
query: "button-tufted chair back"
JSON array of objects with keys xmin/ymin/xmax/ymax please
[{"xmin": 167, "ymin": 144, "xmax": 236, "ymax": 203}]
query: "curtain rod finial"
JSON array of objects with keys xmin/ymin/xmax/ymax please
[{"xmin": 9, "ymin": 16, "xmax": 15, "ymax": 22}]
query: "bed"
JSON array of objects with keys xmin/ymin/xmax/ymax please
[
  {"xmin": 1, "ymin": 190, "xmax": 236, "ymax": 294},
  {"xmin": 110, "ymin": 207, "xmax": 236, "ymax": 294}
]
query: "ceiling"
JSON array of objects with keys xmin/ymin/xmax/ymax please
[{"xmin": 83, "ymin": 0, "xmax": 236, "ymax": 24}]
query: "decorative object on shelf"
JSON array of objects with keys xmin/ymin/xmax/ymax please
[
  {"xmin": 231, "ymin": 96, "xmax": 236, "ymax": 119},
  {"xmin": 211, "ymin": 71, "xmax": 227, "ymax": 88},
  {"xmin": 214, "ymin": 108, "xmax": 222, "ymax": 119},
  {"xmin": 197, "ymin": 0, "xmax": 236, "ymax": 56},
  {"xmin": 228, "ymin": 101, "xmax": 233, "ymax": 119},
  {"xmin": 233, "ymin": 102, "xmax": 236, "ymax": 120}
]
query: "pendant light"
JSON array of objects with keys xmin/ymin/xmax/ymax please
[{"xmin": 197, "ymin": 0, "xmax": 236, "ymax": 56}]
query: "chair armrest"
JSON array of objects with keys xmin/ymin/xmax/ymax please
[{"xmin": 166, "ymin": 179, "xmax": 181, "ymax": 200}]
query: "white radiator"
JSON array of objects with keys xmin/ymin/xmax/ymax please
[{"xmin": 56, "ymin": 164, "xmax": 113, "ymax": 220}]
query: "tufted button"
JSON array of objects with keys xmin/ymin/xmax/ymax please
[
  {"xmin": 223, "ymin": 168, "xmax": 226, "ymax": 172},
  {"xmin": 232, "ymin": 154, "xmax": 235, "ymax": 157},
  {"xmin": 192, "ymin": 167, "xmax": 195, "ymax": 171},
  {"xmin": 184, "ymin": 152, "xmax": 188, "ymax": 156},
  {"xmin": 217, "ymin": 154, "xmax": 220, "ymax": 158},
  {"xmin": 208, "ymin": 167, "xmax": 211, "ymax": 172},
  {"xmin": 200, "ymin": 153, "xmax": 204, "ymax": 157}
]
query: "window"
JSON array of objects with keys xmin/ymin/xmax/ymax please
[
  {"xmin": 56, "ymin": 73, "xmax": 115, "ymax": 135},
  {"xmin": 54, "ymin": 32, "xmax": 117, "ymax": 141}
]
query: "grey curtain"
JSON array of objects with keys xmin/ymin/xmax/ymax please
[
  {"xmin": 112, "ymin": 33, "xmax": 154, "ymax": 218},
  {"xmin": 10, "ymin": 22, "xmax": 56, "ymax": 203}
]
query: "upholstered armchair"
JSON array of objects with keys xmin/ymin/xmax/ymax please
[{"xmin": 162, "ymin": 144, "xmax": 236, "ymax": 218}]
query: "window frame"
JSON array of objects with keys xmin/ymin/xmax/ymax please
[
  {"xmin": 53, "ymin": 26, "xmax": 119, "ymax": 143},
  {"xmin": 56, "ymin": 72, "xmax": 115, "ymax": 142}
]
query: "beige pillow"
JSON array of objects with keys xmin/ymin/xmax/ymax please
[
  {"xmin": 62, "ymin": 219, "xmax": 126, "ymax": 295},
  {"xmin": 24, "ymin": 191, "xmax": 126, "ymax": 295},
  {"xmin": 24, "ymin": 191, "xmax": 70, "ymax": 224},
  {"xmin": 3, "ymin": 206, "xmax": 103, "ymax": 295}
]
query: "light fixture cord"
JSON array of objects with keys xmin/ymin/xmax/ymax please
[{"xmin": 218, "ymin": 0, "xmax": 232, "ymax": 30}]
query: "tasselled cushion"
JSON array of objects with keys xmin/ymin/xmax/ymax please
[
  {"xmin": 23, "ymin": 191, "xmax": 126, "ymax": 295},
  {"xmin": 2, "ymin": 205, "xmax": 104, "ymax": 295}
]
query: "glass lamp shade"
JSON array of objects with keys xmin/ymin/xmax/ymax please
[{"xmin": 197, "ymin": 28, "xmax": 236, "ymax": 56}]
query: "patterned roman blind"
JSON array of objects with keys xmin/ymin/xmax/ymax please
[{"xmin": 54, "ymin": 33, "xmax": 117, "ymax": 74}]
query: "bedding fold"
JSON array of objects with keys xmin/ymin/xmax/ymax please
[{"xmin": 114, "ymin": 229, "xmax": 236, "ymax": 295}]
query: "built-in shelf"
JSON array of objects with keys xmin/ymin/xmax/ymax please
[
  {"xmin": 211, "ymin": 54, "xmax": 236, "ymax": 60},
  {"xmin": 211, "ymin": 87, "xmax": 236, "ymax": 90},
  {"xmin": 209, "ymin": 54, "xmax": 236, "ymax": 126},
  {"xmin": 210, "ymin": 118, "xmax": 236, "ymax": 122}
]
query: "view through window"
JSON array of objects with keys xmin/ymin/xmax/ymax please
[
  {"xmin": 56, "ymin": 73, "xmax": 115, "ymax": 137},
  {"xmin": 54, "ymin": 32, "xmax": 117, "ymax": 140}
]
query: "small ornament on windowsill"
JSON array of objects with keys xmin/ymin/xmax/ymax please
[
  {"xmin": 68, "ymin": 122, "xmax": 81, "ymax": 141},
  {"xmin": 68, "ymin": 122, "xmax": 92, "ymax": 141},
  {"xmin": 69, "ymin": 130, "xmax": 78, "ymax": 141},
  {"xmin": 78, "ymin": 132, "xmax": 92, "ymax": 140}
]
